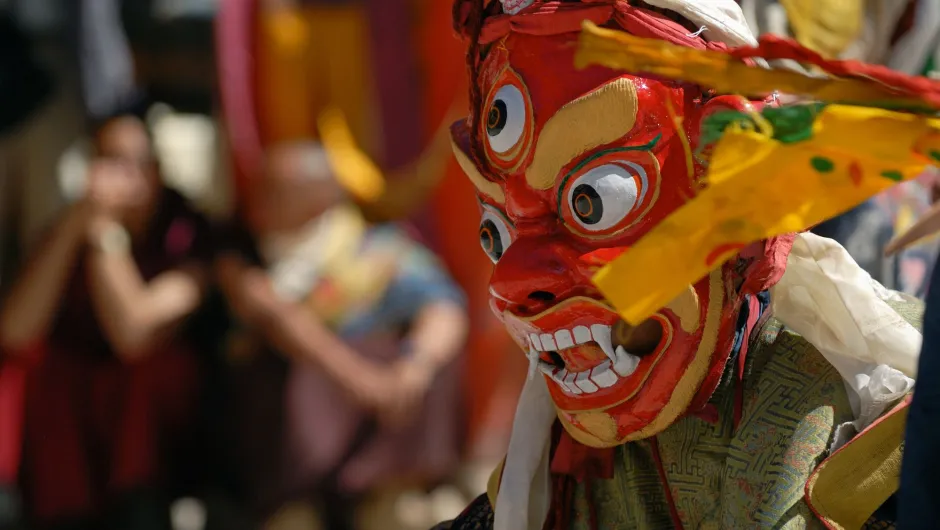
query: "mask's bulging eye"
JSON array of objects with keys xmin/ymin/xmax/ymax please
[
  {"xmin": 487, "ymin": 100, "xmax": 507, "ymax": 137},
  {"xmin": 566, "ymin": 162, "xmax": 648, "ymax": 232},
  {"xmin": 479, "ymin": 207, "xmax": 513, "ymax": 263},
  {"xmin": 485, "ymin": 85, "xmax": 526, "ymax": 154},
  {"xmin": 572, "ymin": 184, "xmax": 603, "ymax": 225}
]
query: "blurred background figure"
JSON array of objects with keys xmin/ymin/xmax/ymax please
[
  {"xmin": 741, "ymin": 0, "xmax": 940, "ymax": 297},
  {"xmin": 218, "ymin": 0, "xmax": 527, "ymax": 500},
  {"xmin": 0, "ymin": 113, "xmax": 212, "ymax": 530},
  {"xmin": 207, "ymin": 134, "xmax": 469, "ymax": 530}
]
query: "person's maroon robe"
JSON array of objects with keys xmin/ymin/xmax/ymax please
[{"xmin": 0, "ymin": 190, "xmax": 210, "ymax": 522}]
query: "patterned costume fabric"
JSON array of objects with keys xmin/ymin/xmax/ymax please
[
  {"xmin": 441, "ymin": 297, "xmax": 921, "ymax": 530},
  {"xmin": 433, "ymin": 494, "xmax": 495, "ymax": 530}
]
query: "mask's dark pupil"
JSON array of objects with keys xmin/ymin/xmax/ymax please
[
  {"xmin": 480, "ymin": 220, "xmax": 504, "ymax": 260},
  {"xmin": 573, "ymin": 184, "xmax": 603, "ymax": 225},
  {"xmin": 486, "ymin": 100, "xmax": 508, "ymax": 137}
]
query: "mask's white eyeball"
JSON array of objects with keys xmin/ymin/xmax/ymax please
[
  {"xmin": 485, "ymin": 85, "xmax": 526, "ymax": 155},
  {"xmin": 566, "ymin": 162, "xmax": 648, "ymax": 232},
  {"xmin": 479, "ymin": 206, "xmax": 513, "ymax": 263}
]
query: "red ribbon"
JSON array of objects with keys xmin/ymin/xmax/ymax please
[
  {"xmin": 478, "ymin": 3, "xmax": 614, "ymax": 45},
  {"xmin": 550, "ymin": 427, "xmax": 615, "ymax": 481},
  {"xmin": 733, "ymin": 34, "xmax": 940, "ymax": 108}
]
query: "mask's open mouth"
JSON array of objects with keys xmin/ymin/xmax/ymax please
[
  {"xmin": 533, "ymin": 318, "xmax": 665, "ymax": 396},
  {"xmin": 614, "ymin": 317, "xmax": 665, "ymax": 356}
]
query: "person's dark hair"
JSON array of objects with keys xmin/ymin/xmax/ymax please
[
  {"xmin": 88, "ymin": 94, "xmax": 152, "ymax": 140},
  {"xmin": 89, "ymin": 105, "xmax": 156, "ymax": 158}
]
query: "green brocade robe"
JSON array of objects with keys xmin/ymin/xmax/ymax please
[
  {"xmin": 443, "ymin": 299, "xmax": 921, "ymax": 530},
  {"xmin": 575, "ymin": 318, "xmax": 860, "ymax": 529}
]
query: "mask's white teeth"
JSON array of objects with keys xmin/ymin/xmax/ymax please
[
  {"xmin": 555, "ymin": 329, "xmax": 574, "ymax": 350},
  {"xmin": 574, "ymin": 372, "xmax": 599, "ymax": 393},
  {"xmin": 561, "ymin": 371, "xmax": 583, "ymax": 395},
  {"xmin": 573, "ymin": 326, "xmax": 591, "ymax": 345},
  {"xmin": 539, "ymin": 333, "xmax": 557, "ymax": 351},
  {"xmin": 529, "ymin": 334, "xmax": 542, "ymax": 351},
  {"xmin": 591, "ymin": 324, "xmax": 616, "ymax": 363},
  {"xmin": 533, "ymin": 322, "xmax": 645, "ymax": 395},
  {"xmin": 613, "ymin": 345, "xmax": 641, "ymax": 377},
  {"xmin": 590, "ymin": 361, "xmax": 618, "ymax": 388}
]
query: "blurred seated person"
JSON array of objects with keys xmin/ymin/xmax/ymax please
[
  {"xmin": 213, "ymin": 139, "xmax": 469, "ymax": 530},
  {"xmin": 0, "ymin": 113, "xmax": 212, "ymax": 530}
]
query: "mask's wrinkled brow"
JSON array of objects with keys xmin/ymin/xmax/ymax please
[{"xmin": 526, "ymin": 78, "xmax": 639, "ymax": 190}]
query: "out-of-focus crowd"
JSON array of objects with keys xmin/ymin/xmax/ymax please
[
  {"xmin": 0, "ymin": 2, "xmax": 507, "ymax": 530},
  {"xmin": 1, "ymin": 112, "xmax": 475, "ymax": 530}
]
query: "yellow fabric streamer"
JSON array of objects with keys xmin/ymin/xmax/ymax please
[
  {"xmin": 317, "ymin": 107, "xmax": 387, "ymax": 203},
  {"xmin": 574, "ymin": 22, "xmax": 931, "ymax": 110},
  {"xmin": 593, "ymin": 105, "xmax": 940, "ymax": 325},
  {"xmin": 780, "ymin": 0, "xmax": 865, "ymax": 59}
]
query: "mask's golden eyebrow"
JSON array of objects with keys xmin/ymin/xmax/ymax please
[
  {"xmin": 525, "ymin": 78, "xmax": 639, "ymax": 190},
  {"xmin": 451, "ymin": 137, "xmax": 506, "ymax": 204}
]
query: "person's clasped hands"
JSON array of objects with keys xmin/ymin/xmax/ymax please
[
  {"xmin": 343, "ymin": 356, "xmax": 437, "ymax": 430},
  {"xmin": 215, "ymin": 254, "xmax": 437, "ymax": 430},
  {"xmin": 79, "ymin": 157, "xmax": 149, "ymax": 238}
]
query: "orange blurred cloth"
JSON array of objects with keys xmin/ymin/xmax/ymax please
[{"xmin": 255, "ymin": 4, "xmax": 380, "ymax": 153}]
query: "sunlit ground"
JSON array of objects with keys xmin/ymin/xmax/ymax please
[{"xmin": 165, "ymin": 460, "xmax": 494, "ymax": 530}]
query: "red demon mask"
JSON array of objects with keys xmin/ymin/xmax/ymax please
[{"xmin": 451, "ymin": 0, "xmax": 794, "ymax": 447}]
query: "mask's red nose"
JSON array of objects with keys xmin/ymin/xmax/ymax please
[{"xmin": 488, "ymin": 236, "xmax": 596, "ymax": 317}]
